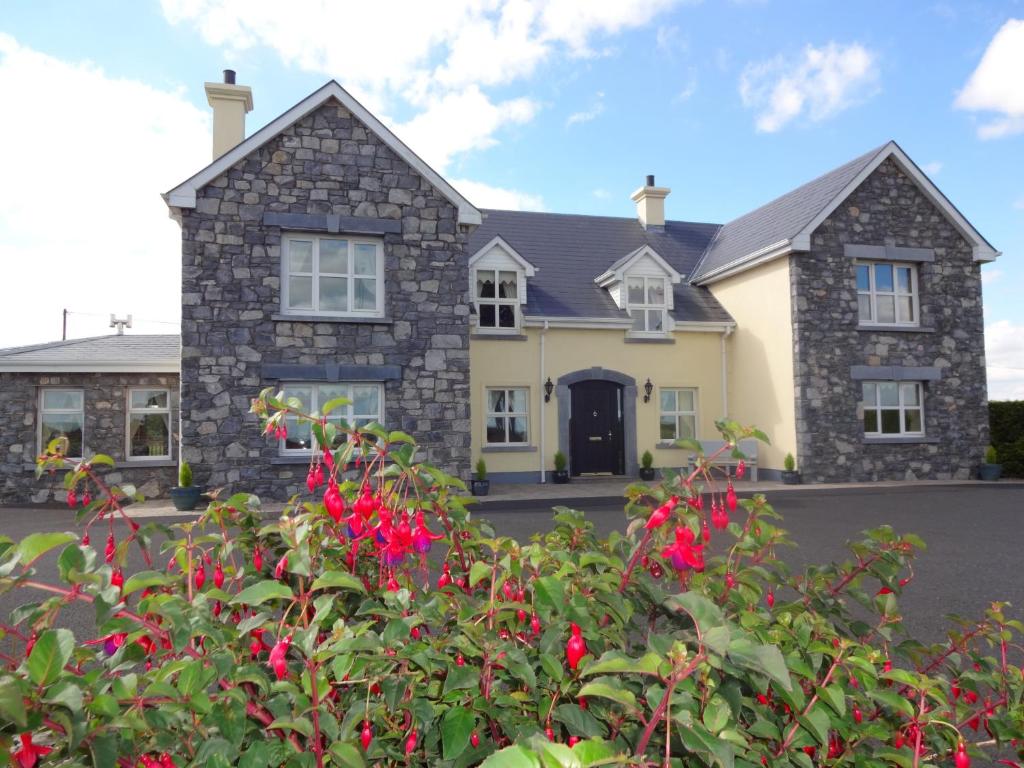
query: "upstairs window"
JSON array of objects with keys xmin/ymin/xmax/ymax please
[
  {"xmin": 475, "ymin": 269, "xmax": 519, "ymax": 331},
  {"xmin": 39, "ymin": 389, "xmax": 84, "ymax": 457},
  {"xmin": 279, "ymin": 382, "xmax": 383, "ymax": 455},
  {"xmin": 862, "ymin": 381, "xmax": 923, "ymax": 436},
  {"xmin": 626, "ymin": 276, "xmax": 667, "ymax": 333},
  {"xmin": 128, "ymin": 388, "xmax": 171, "ymax": 459},
  {"xmin": 856, "ymin": 262, "xmax": 917, "ymax": 326},
  {"xmin": 282, "ymin": 235, "xmax": 384, "ymax": 317}
]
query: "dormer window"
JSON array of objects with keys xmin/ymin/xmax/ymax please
[
  {"xmin": 626, "ymin": 276, "xmax": 667, "ymax": 333},
  {"xmin": 468, "ymin": 236, "xmax": 537, "ymax": 335},
  {"xmin": 476, "ymin": 269, "xmax": 519, "ymax": 330}
]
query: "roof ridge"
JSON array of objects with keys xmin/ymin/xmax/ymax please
[
  {"xmin": 689, "ymin": 223, "xmax": 727, "ymax": 284},
  {"xmin": 0, "ymin": 334, "xmax": 181, "ymax": 358},
  {"xmin": 481, "ymin": 208, "xmax": 721, "ymax": 228}
]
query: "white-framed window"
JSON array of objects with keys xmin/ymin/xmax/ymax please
[
  {"xmin": 279, "ymin": 382, "xmax": 384, "ymax": 455},
  {"xmin": 862, "ymin": 381, "xmax": 924, "ymax": 436},
  {"xmin": 282, "ymin": 235, "xmax": 384, "ymax": 317},
  {"xmin": 485, "ymin": 387, "xmax": 529, "ymax": 444},
  {"xmin": 39, "ymin": 389, "xmax": 84, "ymax": 457},
  {"xmin": 659, "ymin": 388, "xmax": 698, "ymax": 441},
  {"xmin": 626, "ymin": 276, "xmax": 667, "ymax": 333},
  {"xmin": 475, "ymin": 269, "xmax": 519, "ymax": 331},
  {"xmin": 127, "ymin": 388, "xmax": 171, "ymax": 459},
  {"xmin": 856, "ymin": 262, "xmax": 918, "ymax": 326}
]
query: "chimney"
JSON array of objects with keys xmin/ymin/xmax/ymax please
[
  {"xmin": 204, "ymin": 69, "xmax": 253, "ymax": 159},
  {"xmin": 631, "ymin": 175, "xmax": 671, "ymax": 231}
]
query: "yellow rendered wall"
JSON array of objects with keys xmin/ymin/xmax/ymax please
[
  {"xmin": 469, "ymin": 329, "xmax": 724, "ymax": 478},
  {"xmin": 707, "ymin": 257, "xmax": 797, "ymax": 471}
]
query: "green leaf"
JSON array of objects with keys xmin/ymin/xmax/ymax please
[
  {"xmin": 27, "ymin": 628, "xmax": 74, "ymax": 686},
  {"xmin": 267, "ymin": 718, "xmax": 314, "ymax": 737},
  {"xmin": 727, "ymin": 637, "xmax": 792, "ymax": 691},
  {"xmin": 540, "ymin": 653, "xmax": 564, "ymax": 683},
  {"xmin": 230, "ymin": 580, "xmax": 294, "ymax": 606},
  {"xmin": 310, "ymin": 571, "xmax": 366, "ymax": 593},
  {"xmin": 320, "ymin": 396, "xmax": 351, "ymax": 416},
  {"xmin": 818, "ymin": 684, "xmax": 846, "ymax": 718},
  {"xmin": 674, "ymin": 438, "xmax": 705, "ymax": 454},
  {"xmin": 796, "ymin": 704, "xmax": 831, "ymax": 746},
  {"xmin": 533, "ymin": 576, "xmax": 565, "ymax": 616},
  {"xmin": 90, "ymin": 732, "xmax": 118, "ymax": 768},
  {"xmin": 0, "ymin": 676, "xmax": 26, "ymax": 727},
  {"xmin": 469, "ymin": 561, "xmax": 492, "ymax": 587},
  {"xmin": 387, "ymin": 430, "xmax": 416, "ymax": 444},
  {"xmin": 666, "ymin": 591, "xmax": 725, "ymax": 636},
  {"xmin": 122, "ymin": 570, "xmax": 174, "ymax": 596},
  {"xmin": 537, "ymin": 740, "xmax": 581, "ymax": 768},
  {"xmin": 703, "ymin": 695, "xmax": 731, "ymax": 734},
  {"xmin": 479, "ymin": 745, "xmax": 541, "ymax": 768},
  {"xmin": 577, "ymin": 682, "xmax": 637, "ymax": 710},
  {"xmin": 582, "ymin": 651, "xmax": 663, "ymax": 677},
  {"xmin": 441, "ymin": 706, "xmax": 475, "ymax": 760},
  {"xmin": 442, "ymin": 665, "xmax": 480, "ymax": 696},
  {"xmin": 676, "ymin": 722, "xmax": 735, "ymax": 768},
  {"xmin": 570, "ymin": 739, "xmax": 618, "ymax": 767},
  {"xmin": 869, "ymin": 689, "xmax": 916, "ymax": 718},
  {"xmin": 329, "ymin": 743, "xmax": 366, "ymax": 768},
  {"xmin": 88, "ymin": 454, "xmax": 115, "ymax": 467},
  {"xmin": 552, "ymin": 703, "xmax": 606, "ymax": 738},
  {"xmin": 15, "ymin": 532, "xmax": 78, "ymax": 567}
]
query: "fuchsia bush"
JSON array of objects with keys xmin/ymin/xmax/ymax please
[{"xmin": 0, "ymin": 388, "xmax": 1022, "ymax": 767}]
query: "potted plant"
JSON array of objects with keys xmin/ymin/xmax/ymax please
[
  {"xmin": 169, "ymin": 461, "xmax": 203, "ymax": 511},
  {"xmin": 781, "ymin": 453, "xmax": 801, "ymax": 485},
  {"xmin": 552, "ymin": 451, "xmax": 570, "ymax": 484},
  {"xmin": 639, "ymin": 450, "xmax": 656, "ymax": 481},
  {"xmin": 470, "ymin": 458, "xmax": 490, "ymax": 496},
  {"xmin": 979, "ymin": 445, "xmax": 1003, "ymax": 481}
]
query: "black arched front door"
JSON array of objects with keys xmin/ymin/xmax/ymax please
[{"xmin": 569, "ymin": 380, "xmax": 624, "ymax": 475}]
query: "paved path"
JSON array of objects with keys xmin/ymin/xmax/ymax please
[{"xmin": 1, "ymin": 484, "xmax": 1021, "ymax": 650}]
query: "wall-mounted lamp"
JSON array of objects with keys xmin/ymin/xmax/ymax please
[
  {"xmin": 643, "ymin": 378, "xmax": 654, "ymax": 403},
  {"xmin": 544, "ymin": 377, "xmax": 554, "ymax": 403}
]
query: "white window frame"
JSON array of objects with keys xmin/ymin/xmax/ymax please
[
  {"xmin": 862, "ymin": 381, "xmax": 925, "ymax": 437},
  {"xmin": 38, "ymin": 388, "xmax": 84, "ymax": 458},
  {"xmin": 855, "ymin": 261, "xmax": 919, "ymax": 327},
  {"xmin": 625, "ymin": 275, "xmax": 668, "ymax": 334},
  {"xmin": 278, "ymin": 382, "xmax": 385, "ymax": 456},
  {"xmin": 281, "ymin": 234, "xmax": 385, "ymax": 318},
  {"xmin": 658, "ymin": 387, "xmax": 698, "ymax": 442},
  {"xmin": 126, "ymin": 388, "xmax": 172, "ymax": 460},
  {"xmin": 474, "ymin": 268, "xmax": 521, "ymax": 333},
  {"xmin": 484, "ymin": 387, "xmax": 530, "ymax": 445}
]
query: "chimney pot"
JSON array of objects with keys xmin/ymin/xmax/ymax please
[
  {"xmin": 646, "ymin": 174, "xmax": 655, "ymax": 187},
  {"xmin": 205, "ymin": 73, "xmax": 254, "ymax": 159}
]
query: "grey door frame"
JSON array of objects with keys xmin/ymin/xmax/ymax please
[{"xmin": 556, "ymin": 367, "xmax": 638, "ymax": 477}]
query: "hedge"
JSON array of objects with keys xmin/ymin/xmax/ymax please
[{"xmin": 989, "ymin": 400, "xmax": 1024, "ymax": 477}]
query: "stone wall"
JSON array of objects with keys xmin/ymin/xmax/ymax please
[
  {"xmin": 0, "ymin": 372, "xmax": 179, "ymax": 504},
  {"xmin": 178, "ymin": 99, "xmax": 472, "ymax": 500},
  {"xmin": 790, "ymin": 157, "xmax": 989, "ymax": 481}
]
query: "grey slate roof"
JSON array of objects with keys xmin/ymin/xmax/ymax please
[
  {"xmin": 689, "ymin": 144, "xmax": 886, "ymax": 282},
  {"xmin": 469, "ymin": 210, "xmax": 734, "ymax": 324},
  {"xmin": 0, "ymin": 335, "xmax": 180, "ymax": 371}
]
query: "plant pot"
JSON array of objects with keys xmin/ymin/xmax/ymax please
[
  {"xmin": 552, "ymin": 470, "xmax": 570, "ymax": 484},
  {"xmin": 781, "ymin": 471, "xmax": 802, "ymax": 486},
  {"xmin": 979, "ymin": 463, "xmax": 1003, "ymax": 481},
  {"xmin": 639, "ymin": 467, "xmax": 656, "ymax": 481},
  {"xmin": 470, "ymin": 479, "xmax": 490, "ymax": 497},
  {"xmin": 169, "ymin": 486, "xmax": 203, "ymax": 512}
]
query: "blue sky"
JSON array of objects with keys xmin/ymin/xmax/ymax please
[{"xmin": 1, "ymin": 1, "xmax": 1021, "ymax": 395}]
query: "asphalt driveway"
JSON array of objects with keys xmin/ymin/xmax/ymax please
[{"xmin": 1, "ymin": 484, "xmax": 1021, "ymax": 649}]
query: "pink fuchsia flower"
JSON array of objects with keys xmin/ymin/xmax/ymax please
[
  {"xmin": 268, "ymin": 635, "xmax": 292, "ymax": 680},
  {"xmin": 13, "ymin": 733, "xmax": 52, "ymax": 768}
]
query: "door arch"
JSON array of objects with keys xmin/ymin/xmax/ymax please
[{"xmin": 556, "ymin": 367, "xmax": 638, "ymax": 477}]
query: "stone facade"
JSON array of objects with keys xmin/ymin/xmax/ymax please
[
  {"xmin": 0, "ymin": 373, "xmax": 179, "ymax": 504},
  {"xmin": 178, "ymin": 99, "xmax": 472, "ymax": 499},
  {"xmin": 790, "ymin": 157, "xmax": 989, "ymax": 481}
]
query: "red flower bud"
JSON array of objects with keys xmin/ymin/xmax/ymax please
[
  {"xmin": 736, "ymin": 459, "xmax": 746, "ymax": 479},
  {"xmin": 470, "ymin": 731, "xmax": 480, "ymax": 748},
  {"xmin": 252, "ymin": 547, "xmax": 263, "ymax": 571},
  {"xmin": 274, "ymin": 555, "xmax": 288, "ymax": 580},
  {"xmin": 955, "ymin": 742, "xmax": 970, "ymax": 768},
  {"xmin": 213, "ymin": 561, "xmax": 224, "ymax": 589},
  {"xmin": 566, "ymin": 622, "xmax": 587, "ymax": 671},
  {"xmin": 111, "ymin": 568, "xmax": 124, "ymax": 589},
  {"xmin": 67, "ymin": 489, "xmax": 77, "ymax": 508},
  {"xmin": 194, "ymin": 564, "xmax": 206, "ymax": 590},
  {"xmin": 360, "ymin": 721, "xmax": 373, "ymax": 751},
  {"xmin": 726, "ymin": 483, "xmax": 737, "ymax": 512},
  {"xmin": 105, "ymin": 533, "xmax": 116, "ymax": 563},
  {"xmin": 405, "ymin": 729, "xmax": 417, "ymax": 755},
  {"xmin": 766, "ymin": 590, "xmax": 775, "ymax": 608}
]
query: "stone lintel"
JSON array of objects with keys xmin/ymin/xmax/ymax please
[
  {"xmin": 844, "ymin": 244, "xmax": 935, "ymax": 263},
  {"xmin": 263, "ymin": 212, "xmax": 402, "ymax": 235},
  {"xmin": 262, "ymin": 363, "xmax": 402, "ymax": 382},
  {"xmin": 849, "ymin": 365, "xmax": 942, "ymax": 381}
]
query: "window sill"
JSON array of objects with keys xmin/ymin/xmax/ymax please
[
  {"xmin": 471, "ymin": 333, "xmax": 528, "ymax": 342},
  {"xmin": 857, "ymin": 324, "xmax": 934, "ymax": 333},
  {"xmin": 272, "ymin": 313, "xmax": 392, "ymax": 325},
  {"xmin": 481, "ymin": 445, "xmax": 537, "ymax": 453},
  {"xmin": 655, "ymin": 442, "xmax": 691, "ymax": 450},
  {"xmin": 624, "ymin": 335, "xmax": 675, "ymax": 344},
  {"xmin": 862, "ymin": 436, "xmax": 939, "ymax": 445},
  {"xmin": 123, "ymin": 459, "xmax": 177, "ymax": 468},
  {"xmin": 270, "ymin": 456, "xmax": 315, "ymax": 465}
]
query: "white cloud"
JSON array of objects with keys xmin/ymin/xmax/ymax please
[
  {"xmin": 675, "ymin": 68, "xmax": 698, "ymax": 102},
  {"xmin": 955, "ymin": 19, "xmax": 1024, "ymax": 139},
  {"xmin": 921, "ymin": 161, "xmax": 943, "ymax": 175},
  {"xmin": 449, "ymin": 178, "xmax": 545, "ymax": 211},
  {"xmin": 739, "ymin": 42, "xmax": 879, "ymax": 133},
  {"xmin": 592, "ymin": 188, "xmax": 610, "ymax": 199},
  {"xmin": 566, "ymin": 91, "xmax": 605, "ymax": 127},
  {"xmin": 161, "ymin": 0, "xmax": 687, "ymax": 169},
  {"xmin": 986, "ymin": 320, "xmax": 1024, "ymax": 400},
  {"xmin": 982, "ymin": 268, "xmax": 1004, "ymax": 285},
  {"xmin": 0, "ymin": 34, "xmax": 210, "ymax": 347}
]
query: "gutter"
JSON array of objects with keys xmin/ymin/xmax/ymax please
[
  {"xmin": 539, "ymin": 320, "xmax": 549, "ymax": 483},
  {"xmin": 720, "ymin": 326, "xmax": 733, "ymax": 417}
]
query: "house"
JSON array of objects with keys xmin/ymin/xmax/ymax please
[
  {"xmin": 2, "ymin": 71, "xmax": 998, "ymax": 503},
  {"xmin": 0, "ymin": 335, "xmax": 180, "ymax": 503}
]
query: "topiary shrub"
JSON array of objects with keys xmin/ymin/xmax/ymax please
[
  {"xmin": 2, "ymin": 393, "xmax": 1022, "ymax": 767},
  {"xmin": 177, "ymin": 460, "xmax": 193, "ymax": 488}
]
